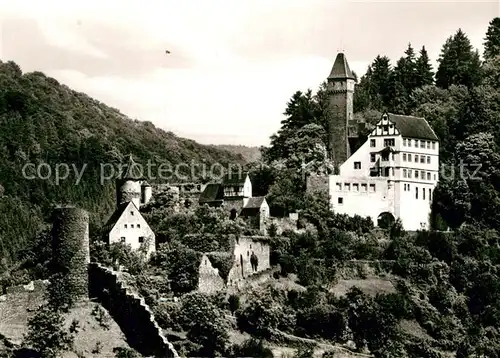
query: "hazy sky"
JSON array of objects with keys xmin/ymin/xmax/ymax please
[{"xmin": 0, "ymin": 1, "xmax": 498, "ymax": 146}]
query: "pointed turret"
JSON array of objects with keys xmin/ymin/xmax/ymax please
[
  {"xmin": 328, "ymin": 53, "xmax": 355, "ymax": 81},
  {"xmin": 327, "ymin": 53, "xmax": 356, "ymax": 168},
  {"xmin": 120, "ymin": 154, "xmax": 144, "ymax": 180}
]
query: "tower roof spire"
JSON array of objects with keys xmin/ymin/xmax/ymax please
[{"xmin": 328, "ymin": 53, "xmax": 355, "ymax": 80}]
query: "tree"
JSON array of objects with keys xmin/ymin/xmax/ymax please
[
  {"xmin": 415, "ymin": 46, "xmax": 434, "ymax": 88},
  {"xmin": 23, "ymin": 305, "xmax": 74, "ymax": 357},
  {"xmin": 435, "ymin": 29, "xmax": 483, "ymax": 88},
  {"xmin": 484, "ymin": 17, "xmax": 500, "ymax": 60},
  {"xmin": 370, "ymin": 55, "xmax": 394, "ymax": 109}
]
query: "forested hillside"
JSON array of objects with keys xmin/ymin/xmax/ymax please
[
  {"xmin": 0, "ymin": 61, "xmax": 245, "ymax": 269},
  {"xmin": 213, "ymin": 144, "xmax": 262, "ymax": 163}
]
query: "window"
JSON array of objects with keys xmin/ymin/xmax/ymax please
[
  {"xmin": 345, "ymin": 183, "xmax": 351, "ymax": 191},
  {"xmin": 427, "ymin": 172, "xmax": 431, "ymax": 180},
  {"xmin": 408, "ymin": 139, "xmax": 412, "ymax": 147},
  {"xmin": 383, "ymin": 125, "xmax": 389, "ymax": 132},
  {"xmin": 361, "ymin": 183, "xmax": 367, "ymax": 192},
  {"xmin": 408, "ymin": 154, "xmax": 412, "ymax": 161},
  {"xmin": 427, "ymin": 156, "xmax": 431, "ymax": 164},
  {"xmin": 420, "ymin": 156, "xmax": 425, "ymax": 164},
  {"xmin": 353, "ymin": 183, "xmax": 359, "ymax": 192},
  {"xmin": 427, "ymin": 141, "xmax": 431, "ymax": 149},
  {"xmin": 391, "ymin": 153, "xmax": 395, "ymax": 161},
  {"xmin": 403, "ymin": 153, "xmax": 407, "ymax": 161},
  {"xmin": 233, "ymin": 186, "xmax": 239, "ymax": 193},
  {"xmin": 384, "ymin": 138, "xmax": 395, "ymax": 147},
  {"xmin": 423, "ymin": 188, "xmax": 426, "ymax": 200},
  {"xmin": 403, "ymin": 183, "xmax": 406, "ymax": 191},
  {"xmin": 131, "ymin": 224, "xmax": 134, "ymax": 228},
  {"xmin": 415, "ymin": 171, "xmax": 419, "ymax": 179},
  {"xmin": 429, "ymin": 188, "xmax": 432, "ymax": 201},
  {"xmin": 370, "ymin": 154, "xmax": 376, "ymax": 162},
  {"xmin": 124, "ymin": 224, "xmax": 127, "ymax": 228},
  {"xmin": 403, "ymin": 169, "xmax": 407, "ymax": 178},
  {"xmin": 120, "ymin": 237, "xmax": 126, "ymax": 243},
  {"xmin": 391, "ymin": 168, "xmax": 395, "ymax": 176},
  {"xmin": 369, "ymin": 184, "xmax": 376, "ymax": 192},
  {"xmin": 408, "ymin": 170, "xmax": 412, "ymax": 178},
  {"xmin": 137, "ymin": 224, "xmax": 141, "ymax": 228},
  {"xmin": 354, "ymin": 161, "xmax": 361, "ymax": 169},
  {"xmin": 370, "ymin": 139, "xmax": 376, "ymax": 147},
  {"xmin": 336, "ymin": 183, "xmax": 342, "ymax": 191},
  {"xmin": 408, "ymin": 184, "xmax": 410, "ymax": 190},
  {"xmin": 382, "ymin": 153, "xmax": 389, "ymax": 161},
  {"xmin": 434, "ymin": 174, "xmax": 437, "ymax": 180},
  {"xmin": 338, "ymin": 197, "xmax": 344, "ymax": 204},
  {"xmin": 414, "ymin": 155, "xmax": 419, "ymax": 163},
  {"xmin": 432, "ymin": 142, "xmax": 436, "ymax": 150},
  {"xmin": 139, "ymin": 236, "xmax": 144, "ymax": 243},
  {"xmin": 415, "ymin": 187, "xmax": 419, "ymax": 199},
  {"xmin": 420, "ymin": 140, "xmax": 425, "ymax": 148},
  {"xmin": 403, "ymin": 138, "xmax": 407, "ymax": 146}
]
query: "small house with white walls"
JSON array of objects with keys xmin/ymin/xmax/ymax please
[{"xmin": 198, "ymin": 172, "xmax": 270, "ymax": 233}]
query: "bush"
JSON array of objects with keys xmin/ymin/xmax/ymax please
[
  {"xmin": 230, "ymin": 338, "xmax": 274, "ymax": 358},
  {"xmin": 228, "ymin": 294, "xmax": 240, "ymax": 313},
  {"xmin": 23, "ymin": 305, "xmax": 74, "ymax": 358}
]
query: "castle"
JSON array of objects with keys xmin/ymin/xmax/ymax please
[{"xmin": 308, "ymin": 53, "xmax": 440, "ymax": 231}]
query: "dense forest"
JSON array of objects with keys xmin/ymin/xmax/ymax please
[{"xmin": 0, "ymin": 62, "xmax": 246, "ymax": 270}]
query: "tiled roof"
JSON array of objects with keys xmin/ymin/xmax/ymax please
[
  {"xmin": 244, "ymin": 196, "xmax": 266, "ymax": 209},
  {"xmin": 199, "ymin": 183, "xmax": 224, "ymax": 204},
  {"xmin": 223, "ymin": 172, "xmax": 248, "ymax": 185},
  {"xmin": 102, "ymin": 202, "xmax": 131, "ymax": 234},
  {"xmin": 387, "ymin": 113, "xmax": 439, "ymax": 141},
  {"xmin": 328, "ymin": 53, "xmax": 355, "ymax": 80}
]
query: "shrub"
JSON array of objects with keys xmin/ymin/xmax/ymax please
[
  {"xmin": 230, "ymin": 338, "xmax": 274, "ymax": 357},
  {"xmin": 228, "ymin": 294, "xmax": 240, "ymax": 313},
  {"xmin": 23, "ymin": 304, "xmax": 74, "ymax": 358}
]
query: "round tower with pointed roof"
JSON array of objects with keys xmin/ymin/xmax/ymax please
[
  {"xmin": 116, "ymin": 154, "xmax": 143, "ymax": 208},
  {"xmin": 327, "ymin": 52, "xmax": 356, "ymax": 167}
]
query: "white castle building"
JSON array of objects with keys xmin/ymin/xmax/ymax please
[{"xmin": 311, "ymin": 53, "xmax": 440, "ymax": 231}]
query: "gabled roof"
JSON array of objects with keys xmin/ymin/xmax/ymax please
[
  {"xmin": 386, "ymin": 113, "xmax": 439, "ymax": 141},
  {"xmin": 119, "ymin": 154, "xmax": 144, "ymax": 180},
  {"xmin": 223, "ymin": 172, "xmax": 248, "ymax": 186},
  {"xmin": 199, "ymin": 183, "xmax": 224, "ymax": 204},
  {"xmin": 328, "ymin": 53, "xmax": 355, "ymax": 80},
  {"xmin": 244, "ymin": 196, "xmax": 266, "ymax": 209},
  {"xmin": 241, "ymin": 197, "xmax": 267, "ymax": 217},
  {"xmin": 102, "ymin": 202, "xmax": 134, "ymax": 234}
]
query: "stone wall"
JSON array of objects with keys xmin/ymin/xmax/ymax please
[
  {"xmin": 198, "ymin": 254, "xmax": 225, "ymax": 294},
  {"xmin": 88, "ymin": 263, "xmax": 179, "ymax": 357},
  {"xmin": 227, "ymin": 236, "xmax": 270, "ymax": 284}
]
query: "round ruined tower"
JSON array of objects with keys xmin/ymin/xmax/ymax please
[{"xmin": 51, "ymin": 206, "xmax": 90, "ymax": 300}]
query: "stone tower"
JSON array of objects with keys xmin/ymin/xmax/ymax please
[
  {"xmin": 51, "ymin": 206, "xmax": 90, "ymax": 301},
  {"xmin": 116, "ymin": 155, "xmax": 143, "ymax": 208},
  {"xmin": 327, "ymin": 53, "xmax": 356, "ymax": 167}
]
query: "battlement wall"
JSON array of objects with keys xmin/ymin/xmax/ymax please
[{"xmin": 88, "ymin": 263, "xmax": 179, "ymax": 357}]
